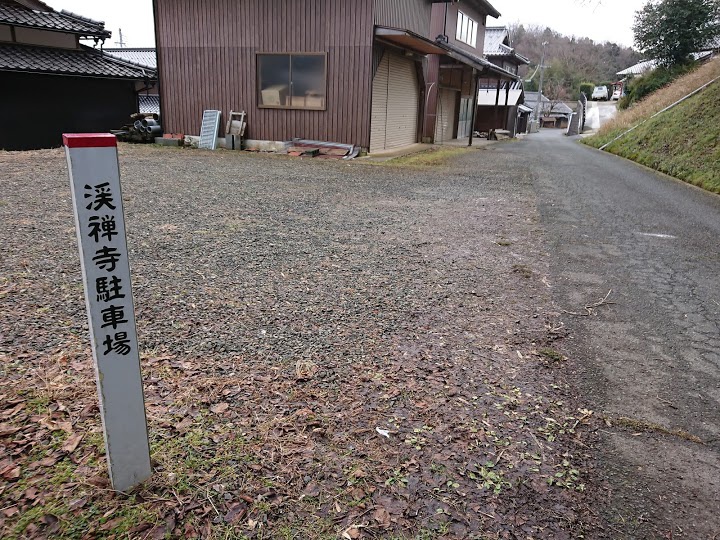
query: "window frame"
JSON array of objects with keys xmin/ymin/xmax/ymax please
[
  {"xmin": 456, "ymin": 11, "xmax": 478, "ymax": 48},
  {"xmin": 256, "ymin": 52, "xmax": 328, "ymax": 111}
]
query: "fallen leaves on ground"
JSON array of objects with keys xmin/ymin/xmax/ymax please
[{"xmin": 0, "ymin": 145, "xmax": 601, "ymax": 539}]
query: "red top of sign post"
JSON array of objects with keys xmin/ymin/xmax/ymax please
[{"xmin": 63, "ymin": 133, "xmax": 118, "ymax": 148}]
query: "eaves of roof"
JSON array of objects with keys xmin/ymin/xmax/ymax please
[
  {"xmin": 433, "ymin": 0, "xmax": 500, "ymax": 19},
  {"xmin": 0, "ymin": 43, "xmax": 154, "ymax": 79},
  {"xmin": 485, "ymin": 50, "xmax": 530, "ymax": 65},
  {"xmin": 0, "ymin": 3, "xmax": 110, "ymax": 38},
  {"xmin": 434, "ymin": 38, "xmax": 519, "ymax": 80},
  {"xmin": 463, "ymin": 0, "xmax": 501, "ymax": 19}
]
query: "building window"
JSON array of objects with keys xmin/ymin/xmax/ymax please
[
  {"xmin": 257, "ymin": 53, "xmax": 326, "ymax": 110},
  {"xmin": 456, "ymin": 11, "xmax": 478, "ymax": 47}
]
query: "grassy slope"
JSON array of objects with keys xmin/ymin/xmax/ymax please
[{"xmin": 583, "ymin": 58, "xmax": 720, "ymax": 193}]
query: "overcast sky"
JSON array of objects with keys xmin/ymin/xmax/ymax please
[{"xmin": 48, "ymin": 0, "xmax": 648, "ymax": 49}]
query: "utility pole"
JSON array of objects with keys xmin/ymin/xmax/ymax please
[{"xmin": 532, "ymin": 41, "xmax": 548, "ymax": 130}]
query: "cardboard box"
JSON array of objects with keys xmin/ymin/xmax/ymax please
[{"xmin": 261, "ymin": 84, "xmax": 288, "ymax": 106}]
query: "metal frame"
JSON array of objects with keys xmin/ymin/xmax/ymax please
[{"xmin": 256, "ymin": 52, "xmax": 328, "ymax": 111}]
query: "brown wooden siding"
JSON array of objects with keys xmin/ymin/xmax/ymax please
[
  {"xmin": 373, "ymin": 0, "xmax": 432, "ymax": 38},
  {"xmin": 422, "ymin": 3, "xmax": 446, "ymax": 141},
  {"xmin": 438, "ymin": 3, "xmax": 488, "ymax": 56},
  {"xmin": 155, "ymin": 0, "xmax": 374, "ymax": 147}
]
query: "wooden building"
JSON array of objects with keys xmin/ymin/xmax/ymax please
[
  {"xmin": 0, "ymin": 0, "xmax": 154, "ymax": 150},
  {"xmin": 153, "ymin": 0, "xmax": 517, "ymax": 152},
  {"xmin": 424, "ymin": 2, "xmax": 519, "ymax": 143},
  {"xmin": 474, "ymin": 26, "xmax": 530, "ymax": 137}
]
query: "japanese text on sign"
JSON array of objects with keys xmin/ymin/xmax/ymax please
[{"xmin": 84, "ymin": 182, "xmax": 132, "ymax": 356}]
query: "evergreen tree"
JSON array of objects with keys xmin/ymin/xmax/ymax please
[{"xmin": 633, "ymin": 0, "xmax": 720, "ymax": 66}]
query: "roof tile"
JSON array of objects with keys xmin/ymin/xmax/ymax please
[
  {"xmin": 104, "ymin": 48, "xmax": 157, "ymax": 69},
  {"xmin": 0, "ymin": 43, "xmax": 152, "ymax": 78},
  {"xmin": 0, "ymin": 3, "xmax": 109, "ymax": 37}
]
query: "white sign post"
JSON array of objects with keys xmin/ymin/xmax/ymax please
[{"xmin": 64, "ymin": 133, "xmax": 151, "ymax": 492}]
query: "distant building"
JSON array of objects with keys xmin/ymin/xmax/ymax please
[
  {"xmin": 105, "ymin": 48, "xmax": 159, "ymax": 114},
  {"xmin": 524, "ymin": 92, "xmax": 573, "ymax": 129},
  {"xmin": 618, "ymin": 39, "xmax": 720, "ymax": 77},
  {"xmin": 474, "ymin": 26, "xmax": 531, "ymax": 136}
]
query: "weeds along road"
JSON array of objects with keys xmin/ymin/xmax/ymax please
[{"xmin": 513, "ymin": 128, "xmax": 720, "ymax": 538}]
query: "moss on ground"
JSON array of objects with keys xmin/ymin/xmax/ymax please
[{"xmin": 381, "ymin": 146, "xmax": 473, "ymax": 167}]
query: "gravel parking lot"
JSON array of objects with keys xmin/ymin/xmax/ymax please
[{"xmin": 0, "ymin": 145, "xmax": 596, "ymax": 538}]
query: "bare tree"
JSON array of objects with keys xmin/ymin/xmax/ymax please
[{"xmin": 543, "ymin": 80, "xmax": 570, "ymax": 114}]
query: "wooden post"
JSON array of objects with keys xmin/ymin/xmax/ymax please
[
  {"xmin": 468, "ymin": 69, "xmax": 479, "ymax": 147},
  {"xmin": 490, "ymin": 78, "xmax": 501, "ymax": 140},
  {"xmin": 64, "ymin": 133, "xmax": 152, "ymax": 493},
  {"xmin": 504, "ymin": 82, "xmax": 511, "ymax": 131}
]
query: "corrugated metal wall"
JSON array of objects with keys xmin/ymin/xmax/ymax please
[
  {"xmin": 385, "ymin": 52, "xmax": 419, "ymax": 149},
  {"xmin": 373, "ymin": 0, "xmax": 432, "ymax": 38},
  {"xmin": 370, "ymin": 51, "xmax": 420, "ymax": 152},
  {"xmin": 155, "ymin": 0, "xmax": 374, "ymax": 147},
  {"xmin": 370, "ymin": 52, "xmax": 389, "ymax": 152}
]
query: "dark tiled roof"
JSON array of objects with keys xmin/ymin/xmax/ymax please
[
  {"xmin": 0, "ymin": 43, "xmax": 151, "ymax": 78},
  {"xmin": 435, "ymin": 39, "xmax": 519, "ymax": 80},
  {"xmin": 105, "ymin": 48, "xmax": 157, "ymax": 69},
  {"xmin": 0, "ymin": 3, "xmax": 109, "ymax": 37},
  {"xmin": 139, "ymin": 94, "xmax": 160, "ymax": 114}
]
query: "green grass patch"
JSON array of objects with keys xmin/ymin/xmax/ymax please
[
  {"xmin": 538, "ymin": 348, "xmax": 564, "ymax": 362},
  {"xmin": 584, "ymin": 79, "xmax": 720, "ymax": 193},
  {"xmin": 381, "ymin": 146, "xmax": 473, "ymax": 167}
]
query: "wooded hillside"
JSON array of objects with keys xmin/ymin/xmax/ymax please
[{"xmin": 508, "ymin": 25, "xmax": 643, "ymax": 100}]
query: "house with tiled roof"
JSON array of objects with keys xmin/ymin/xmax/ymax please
[
  {"xmin": 104, "ymin": 47, "xmax": 157, "ymax": 69},
  {"xmin": 0, "ymin": 0, "xmax": 155, "ymax": 150},
  {"xmin": 524, "ymin": 91, "xmax": 574, "ymax": 128},
  {"xmin": 104, "ymin": 48, "xmax": 159, "ymax": 114},
  {"xmin": 483, "ymin": 26, "xmax": 530, "ymax": 74},
  {"xmin": 475, "ymin": 26, "xmax": 531, "ymax": 136}
]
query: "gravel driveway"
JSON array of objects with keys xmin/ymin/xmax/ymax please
[{"xmin": 1, "ymin": 145, "xmax": 595, "ymax": 539}]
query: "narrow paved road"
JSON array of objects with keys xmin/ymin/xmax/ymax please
[
  {"xmin": 585, "ymin": 101, "xmax": 617, "ymax": 130},
  {"xmin": 504, "ymin": 129, "xmax": 720, "ymax": 538}
]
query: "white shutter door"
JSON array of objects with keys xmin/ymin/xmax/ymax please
[
  {"xmin": 385, "ymin": 53, "xmax": 419, "ymax": 149},
  {"xmin": 434, "ymin": 88, "xmax": 458, "ymax": 143},
  {"xmin": 370, "ymin": 53, "xmax": 390, "ymax": 153}
]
